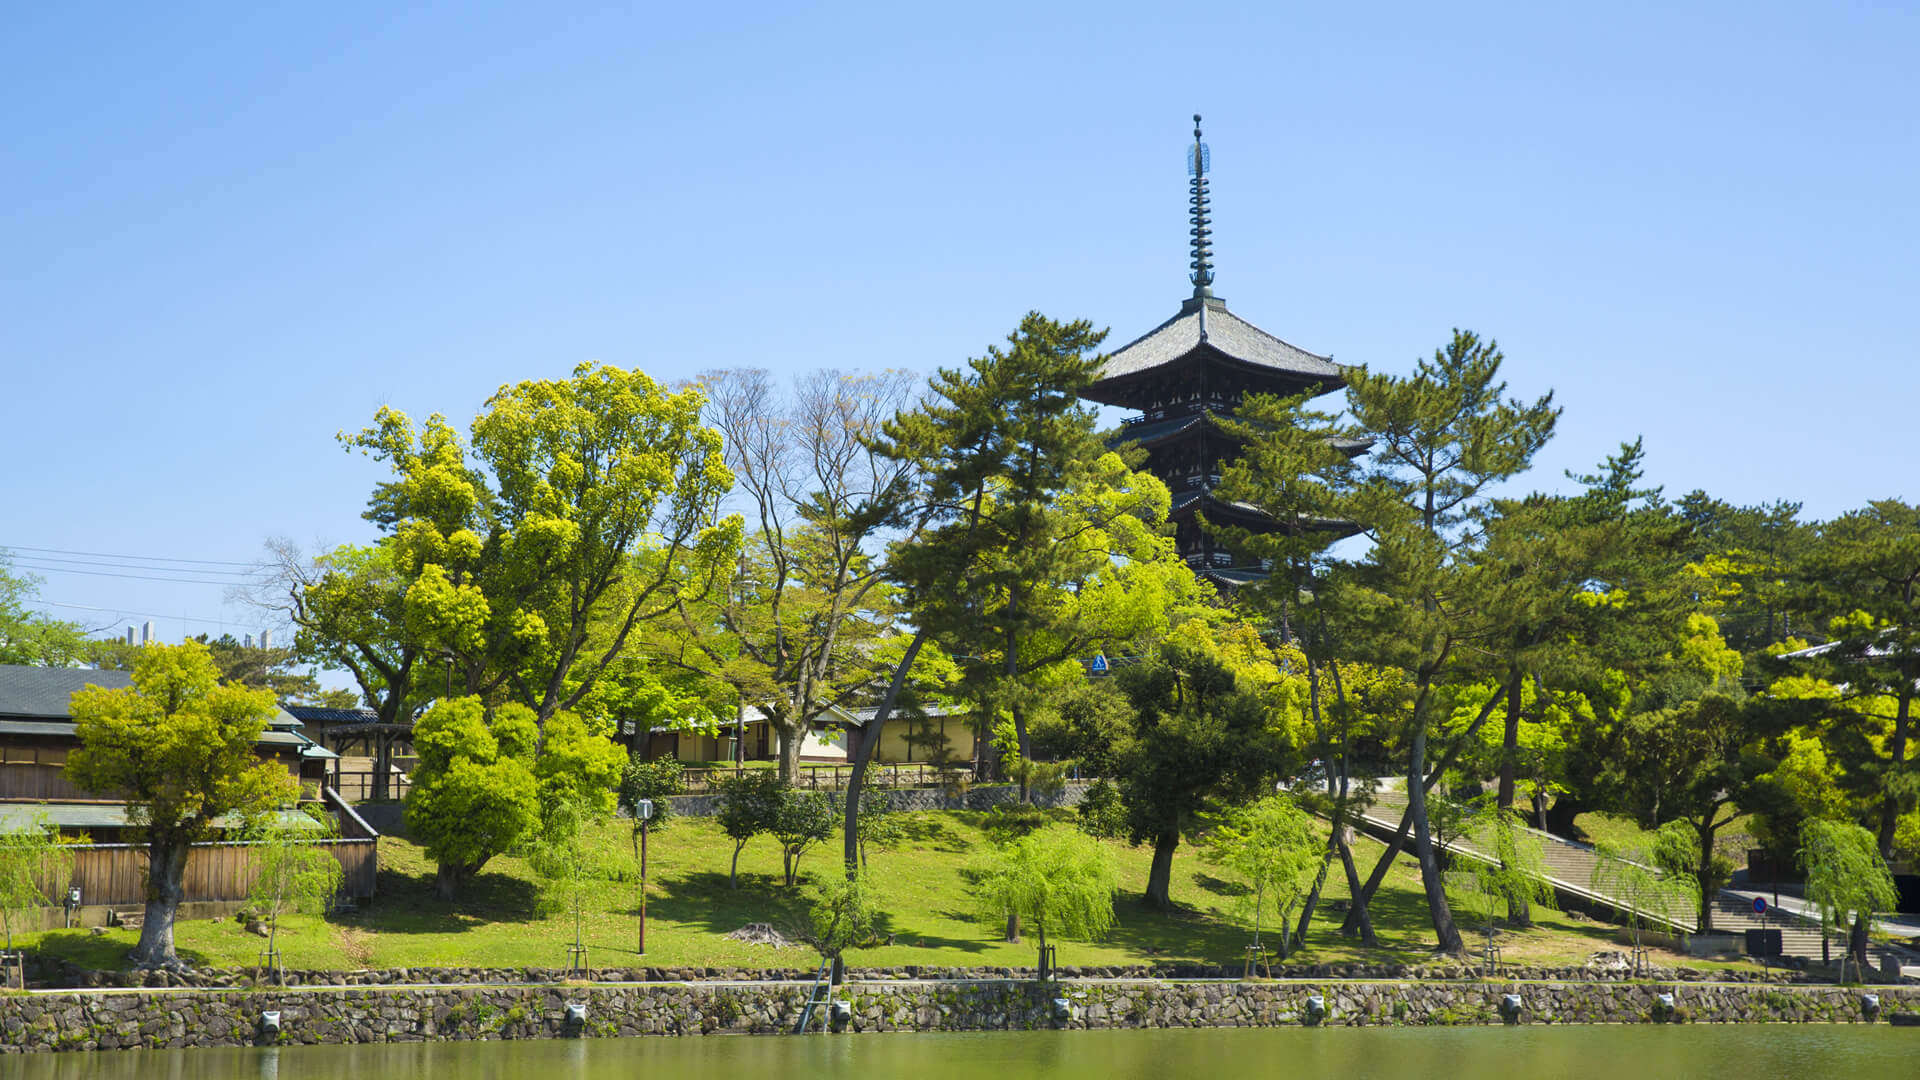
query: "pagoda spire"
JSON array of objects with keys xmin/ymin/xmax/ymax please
[{"xmin": 1187, "ymin": 114, "xmax": 1214, "ymax": 301}]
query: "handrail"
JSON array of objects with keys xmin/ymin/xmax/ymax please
[{"xmin": 324, "ymin": 786, "xmax": 381, "ymax": 840}]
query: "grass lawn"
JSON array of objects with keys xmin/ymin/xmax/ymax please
[{"xmin": 21, "ymin": 809, "xmax": 1738, "ymax": 975}]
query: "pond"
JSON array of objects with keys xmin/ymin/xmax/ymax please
[{"xmin": 7, "ymin": 1025, "xmax": 1914, "ymax": 1080}]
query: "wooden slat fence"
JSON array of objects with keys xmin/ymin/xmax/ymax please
[{"xmin": 54, "ymin": 838, "xmax": 378, "ymax": 908}]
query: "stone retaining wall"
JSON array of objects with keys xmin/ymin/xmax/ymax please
[
  {"xmin": 27, "ymin": 957, "xmax": 1861, "ymax": 991},
  {"xmin": 5, "ymin": 979, "xmax": 1917, "ymax": 1054}
]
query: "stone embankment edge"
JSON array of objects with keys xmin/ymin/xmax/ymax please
[{"xmin": 4, "ymin": 979, "xmax": 1917, "ymax": 1053}]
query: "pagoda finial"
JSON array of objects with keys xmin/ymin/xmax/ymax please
[{"xmin": 1187, "ymin": 114, "xmax": 1214, "ymax": 300}]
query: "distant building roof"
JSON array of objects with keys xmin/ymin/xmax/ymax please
[
  {"xmin": 283, "ymin": 705, "xmax": 384, "ymax": 726},
  {"xmin": 0, "ymin": 665, "xmax": 132, "ymax": 719}
]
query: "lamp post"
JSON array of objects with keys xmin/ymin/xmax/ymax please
[{"xmin": 635, "ymin": 798, "xmax": 654, "ymax": 956}]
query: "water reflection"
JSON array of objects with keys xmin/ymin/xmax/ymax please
[{"xmin": 6, "ymin": 1026, "xmax": 1916, "ymax": 1080}]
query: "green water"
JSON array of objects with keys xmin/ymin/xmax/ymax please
[{"xmin": 6, "ymin": 1026, "xmax": 1915, "ymax": 1080}]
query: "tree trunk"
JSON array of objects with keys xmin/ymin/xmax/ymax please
[
  {"xmin": 1694, "ymin": 818, "xmax": 1719, "ymax": 933},
  {"xmin": 1497, "ymin": 668, "xmax": 1522, "ymax": 811},
  {"xmin": 1878, "ymin": 682, "xmax": 1911, "ymax": 859},
  {"xmin": 1848, "ymin": 913, "xmax": 1870, "ymax": 974},
  {"xmin": 1144, "ymin": 830, "xmax": 1179, "ymax": 911},
  {"xmin": 841, "ymin": 630, "xmax": 927, "ymax": 876},
  {"xmin": 434, "ymin": 861, "xmax": 470, "ymax": 903},
  {"xmin": 1005, "ymin": 911, "xmax": 1020, "ymax": 943},
  {"xmin": 730, "ymin": 840, "xmax": 745, "ymax": 888},
  {"xmin": 129, "ymin": 837, "xmax": 190, "ymax": 969},
  {"xmin": 1542, "ymin": 794, "xmax": 1583, "ymax": 839},
  {"xmin": 1506, "ymin": 895, "xmax": 1532, "ymax": 928},
  {"xmin": 1337, "ymin": 836, "xmax": 1377, "ymax": 946},
  {"xmin": 1342, "ymin": 684, "xmax": 1510, "ymax": 934},
  {"xmin": 1407, "ymin": 717, "xmax": 1465, "ymax": 953},
  {"xmin": 775, "ymin": 721, "xmax": 804, "ymax": 784}
]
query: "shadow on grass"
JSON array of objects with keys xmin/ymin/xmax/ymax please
[
  {"xmin": 29, "ymin": 929, "xmax": 212, "ymax": 971},
  {"xmin": 348, "ymin": 861, "xmax": 541, "ymax": 935},
  {"xmin": 891, "ymin": 814, "xmax": 971, "ymax": 853},
  {"xmin": 1194, "ymin": 873, "xmax": 1251, "ymax": 898},
  {"xmin": 645, "ymin": 869, "xmax": 814, "ymax": 942}
]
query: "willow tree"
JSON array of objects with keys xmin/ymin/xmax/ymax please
[
  {"xmin": 1801, "ymin": 818, "xmax": 1900, "ymax": 978},
  {"xmin": 1200, "ymin": 795, "xmax": 1321, "ymax": 958},
  {"xmin": 0, "ymin": 817, "xmax": 71, "ymax": 951},
  {"xmin": 67, "ymin": 643, "xmax": 298, "ymax": 968},
  {"xmin": 972, "ymin": 824, "xmax": 1119, "ymax": 976}
]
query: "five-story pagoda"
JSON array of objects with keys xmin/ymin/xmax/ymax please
[{"xmin": 1083, "ymin": 116, "xmax": 1351, "ymax": 587}]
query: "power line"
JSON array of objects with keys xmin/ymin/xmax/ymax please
[
  {"xmin": 6, "ymin": 561, "xmax": 254, "ymax": 587},
  {"xmin": 0, "ymin": 543, "xmax": 256, "ymax": 567},
  {"xmin": 8, "ymin": 553, "xmax": 260, "ymax": 579},
  {"xmin": 36, "ymin": 600, "xmax": 265, "ymax": 629}
]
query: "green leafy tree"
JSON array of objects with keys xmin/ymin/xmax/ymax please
[
  {"xmin": 0, "ymin": 556, "xmax": 93, "ymax": 667},
  {"xmin": 1586, "ymin": 691, "xmax": 1783, "ymax": 930},
  {"xmin": 1199, "ymin": 795, "xmax": 1321, "ymax": 957},
  {"xmin": 0, "ymin": 817, "xmax": 72, "ymax": 951},
  {"xmin": 809, "ymin": 867, "xmax": 880, "ymax": 985},
  {"xmin": 66, "ymin": 642, "xmax": 299, "ymax": 968},
  {"xmin": 188, "ymin": 633, "xmax": 326, "ymax": 704},
  {"xmin": 403, "ymin": 697, "xmax": 541, "ymax": 901},
  {"xmin": 245, "ymin": 818, "xmax": 345, "ymax": 983},
  {"xmin": 1075, "ymin": 779, "xmax": 1129, "ymax": 841},
  {"xmin": 716, "ymin": 770, "xmax": 785, "ymax": 887},
  {"xmin": 1791, "ymin": 499, "xmax": 1920, "ymax": 858},
  {"xmin": 671, "ymin": 369, "xmax": 924, "ymax": 782},
  {"xmin": 971, "ymin": 823, "xmax": 1119, "ymax": 975},
  {"xmin": 1336, "ymin": 328, "xmax": 1560, "ymax": 954},
  {"xmin": 874, "ymin": 313, "xmax": 1189, "ymax": 802},
  {"xmin": 772, "ymin": 789, "xmax": 836, "ymax": 887},
  {"xmin": 1113, "ymin": 643, "xmax": 1297, "ymax": 910},
  {"xmin": 467, "ymin": 363, "xmax": 741, "ymax": 726},
  {"xmin": 618, "ymin": 756, "xmax": 683, "ymax": 831}
]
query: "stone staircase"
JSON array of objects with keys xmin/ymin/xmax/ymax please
[{"xmin": 108, "ymin": 906, "xmax": 143, "ymax": 931}]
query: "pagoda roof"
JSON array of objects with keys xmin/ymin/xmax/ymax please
[
  {"xmin": 1087, "ymin": 297, "xmax": 1342, "ymax": 405},
  {"xmin": 1111, "ymin": 410, "xmax": 1371, "ymax": 457}
]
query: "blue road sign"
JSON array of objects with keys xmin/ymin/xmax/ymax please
[
  {"xmin": 1089, "ymin": 654, "xmax": 1108, "ymax": 675},
  {"xmin": 1752, "ymin": 896, "xmax": 1768, "ymax": 915}
]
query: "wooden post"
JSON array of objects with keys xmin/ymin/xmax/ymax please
[{"xmin": 638, "ymin": 814, "xmax": 649, "ymax": 956}]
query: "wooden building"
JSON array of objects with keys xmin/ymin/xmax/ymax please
[{"xmin": 0, "ymin": 664, "xmax": 376, "ymax": 911}]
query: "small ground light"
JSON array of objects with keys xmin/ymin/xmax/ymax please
[
  {"xmin": 260, "ymin": 1011, "xmax": 281, "ymax": 1035},
  {"xmin": 1656, "ymin": 992, "xmax": 1675, "ymax": 1017},
  {"xmin": 565, "ymin": 1003, "xmax": 587, "ymax": 1025},
  {"xmin": 1500, "ymin": 994, "xmax": 1523, "ymax": 1023},
  {"xmin": 829, "ymin": 1000, "xmax": 853, "ymax": 1030},
  {"xmin": 1304, "ymin": 995, "xmax": 1326, "ymax": 1025},
  {"xmin": 1861, "ymin": 994, "xmax": 1880, "ymax": 1020},
  {"xmin": 1051, "ymin": 998, "xmax": 1075, "ymax": 1023}
]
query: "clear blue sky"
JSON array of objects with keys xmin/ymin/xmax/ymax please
[{"xmin": 3, "ymin": 1, "xmax": 1915, "ymax": 646}]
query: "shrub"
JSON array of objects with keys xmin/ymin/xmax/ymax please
[
  {"xmin": 1076, "ymin": 779, "xmax": 1128, "ymax": 841},
  {"xmin": 619, "ymin": 756, "xmax": 683, "ymax": 830}
]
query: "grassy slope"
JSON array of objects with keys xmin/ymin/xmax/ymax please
[{"xmin": 23, "ymin": 810, "xmax": 1728, "ymax": 974}]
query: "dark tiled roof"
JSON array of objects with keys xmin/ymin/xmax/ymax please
[
  {"xmin": 1092, "ymin": 298, "xmax": 1342, "ymax": 389},
  {"xmin": 283, "ymin": 705, "xmax": 383, "ymax": 726},
  {"xmin": 0, "ymin": 665, "xmax": 131, "ymax": 719}
]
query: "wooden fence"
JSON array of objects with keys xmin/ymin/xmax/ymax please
[
  {"xmin": 678, "ymin": 762, "xmax": 977, "ymax": 794},
  {"xmin": 58, "ymin": 837, "xmax": 378, "ymax": 908}
]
